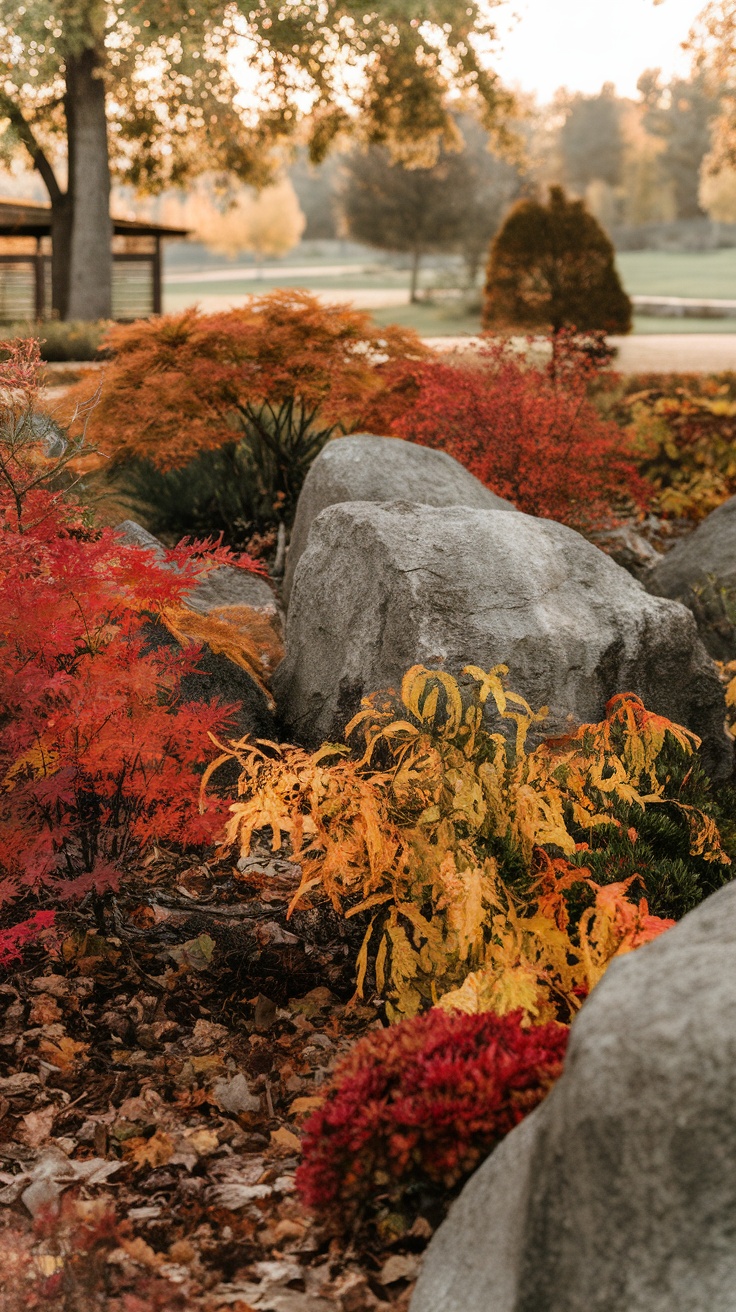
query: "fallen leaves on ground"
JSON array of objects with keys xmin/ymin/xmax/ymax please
[{"xmin": 0, "ymin": 850, "xmax": 426, "ymax": 1310}]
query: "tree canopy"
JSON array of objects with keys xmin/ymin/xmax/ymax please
[
  {"xmin": 558, "ymin": 84, "xmax": 624, "ymax": 193},
  {"xmin": 0, "ymin": 0, "xmax": 514, "ymax": 319},
  {"xmin": 688, "ymin": 0, "xmax": 736, "ymax": 177},
  {"xmin": 638, "ymin": 67, "xmax": 720, "ymax": 219}
]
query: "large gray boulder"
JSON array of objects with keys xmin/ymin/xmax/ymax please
[
  {"xmin": 283, "ymin": 433, "xmax": 516, "ymax": 606},
  {"xmin": 273, "ymin": 501, "xmax": 731, "ymax": 777},
  {"xmin": 411, "ymin": 879, "xmax": 736, "ymax": 1312},
  {"xmin": 646, "ymin": 496, "xmax": 736, "ymax": 659},
  {"xmin": 116, "ymin": 520, "xmax": 278, "ymax": 739}
]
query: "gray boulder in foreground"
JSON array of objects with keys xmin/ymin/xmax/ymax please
[
  {"xmin": 411, "ymin": 880, "xmax": 736, "ymax": 1312},
  {"xmin": 283, "ymin": 433, "xmax": 516, "ymax": 606},
  {"xmin": 273, "ymin": 501, "xmax": 731, "ymax": 777},
  {"xmin": 646, "ymin": 495, "xmax": 736, "ymax": 659}
]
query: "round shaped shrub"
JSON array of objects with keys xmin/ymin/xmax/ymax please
[{"xmin": 296, "ymin": 1007, "xmax": 568, "ymax": 1230}]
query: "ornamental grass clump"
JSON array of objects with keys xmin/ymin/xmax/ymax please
[{"xmin": 296, "ymin": 1006, "xmax": 568, "ymax": 1233}]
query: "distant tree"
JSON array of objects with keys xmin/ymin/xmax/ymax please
[
  {"xmin": 689, "ymin": 2, "xmax": 736, "ymax": 197},
  {"xmin": 192, "ymin": 180, "xmax": 306, "ymax": 264},
  {"xmin": 618, "ymin": 103, "xmax": 677, "ymax": 226},
  {"xmin": 337, "ymin": 143, "xmax": 466, "ymax": 302},
  {"xmin": 700, "ymin": 162, "xmax": 736, "ymax": 220},
  {"xmin": 338, "ymin": 119, "xmax": 524, "ymax": 298},
  {"xmin": 559, "ymin": 84, "xmax": 624, "ymax": 192},
  {"xmin": 448, "ymin": 114, "xmax": 526, "ymax": 288},
  {"xmin": 482, "ymin": 185, "xmax": 632, "ymax": 334},
  {"xmin": 638, "ymin": 68, "xmax": 720, "ymax": 218}
]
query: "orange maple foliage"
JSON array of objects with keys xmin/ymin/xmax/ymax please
[{"xmin": 64, "ymin": 290, "xmax": 427, "ymax": 470}]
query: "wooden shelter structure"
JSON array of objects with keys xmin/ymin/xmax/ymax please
[{"xmin": 0, "ymin": 199, "xmax": 188, "ymax": 322}]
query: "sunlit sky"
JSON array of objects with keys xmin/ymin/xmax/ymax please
[{"xmin": 492, "ymin": 0, "xmax": 705, "ymax": 100}]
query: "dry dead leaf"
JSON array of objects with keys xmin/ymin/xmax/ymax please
[
  {"xmin": 0, "ymin": 1146, "xmax": 120, "ymax": 1216},
  {"xmin": 30, "ymin": 975, "xmax": 69, "ymax": 998},
  {"xmin": 0, "ymin": 1073, "xmax": 42, "ymax": 1098},
  {"xmin": 379, "ymin": 1254, "xmax": 419, "ymax": 1285},
  {"xmin": 289, "ymin": 1096, "xmax": 324, "ymax": 1118},
  {"xmin": 270, "ymin": 1127, "xmax": 301, "ymax": 1155},
  {"xmin": 183, "ymin": 1127, "xmax": 219, "ymax": 1156},
  {"xmin": 28, "ymin": 995, "xmax": 62, "ymax": 1026},
  {"xmin": 121, "ymin": 1236, "xmax": 162, "ymax": 1268},
  {"xmin": 272, "ymin": 1219, "xmax": 307, "ymax": 1244},
  {"xmin": 211, "ymin": 1072, "xmax": 261, "ymax": 1115},
  {"xmin": 38, "ymin": 1036, "xmax": 89, "ymax": 1073},
  {"xmin": 21, "ymin": 1106, "xmax": 56, "ymax": 1148},
  {"xmin": 168, "ymin": 1239, "xmax": 197, "ymax": 1265},
  {"xmin": 123, "ymin": 1130, "xmax": 175, "ymax": 1169}
]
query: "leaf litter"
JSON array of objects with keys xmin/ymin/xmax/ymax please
[{"xmin": 0, "ymin": 848, "xmax": 425, "ymax": 1310}]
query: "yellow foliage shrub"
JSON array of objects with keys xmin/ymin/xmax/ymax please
[{"xmin": 206, "ymin": 665, "xmax": 728, "ymax": 1020}]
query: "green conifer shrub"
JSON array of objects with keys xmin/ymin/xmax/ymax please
[{"xmin": 482, "ymin": 185, "xmax": 632, "ymax": 335}]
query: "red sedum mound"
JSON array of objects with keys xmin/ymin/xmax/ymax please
[{"xmin": 296, "ymin": 1007, "xmax": 568, "ymax": 1229}]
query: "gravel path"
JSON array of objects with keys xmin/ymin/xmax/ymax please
[{"xmin": 428, "ymin": 334, "xmax": 736, "ymax": 372}]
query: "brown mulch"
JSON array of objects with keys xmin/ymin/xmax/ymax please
[{"xmin": 0, "ymin": 852, "xmax": 427, "ymax": 1310}]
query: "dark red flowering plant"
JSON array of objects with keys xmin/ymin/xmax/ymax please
[{"xmin": 296, "ymin": 1006, "xmax": 568, "ymax": 1232}]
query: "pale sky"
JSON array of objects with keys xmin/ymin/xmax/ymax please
[{"xmin": 492, "ymin": 0, "xmax": 705, "ymax": 100}]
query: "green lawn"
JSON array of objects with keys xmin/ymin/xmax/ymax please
[
  {"xmin": 616, "ymin": 249, "xmax": 736, "ymax": 299},
  {"xmin": 370, "ymin": 301, "xmax": 482, "ymax": 337},
  {"xmin": 163, "ymin": 246, "xmax": 736, "ymax": 336},
  {"xmin": 631, "ymin": 315, "xmax": 736, "ymax": 334}
]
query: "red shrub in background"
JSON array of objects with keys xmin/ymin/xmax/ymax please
[
  {"xmin": 362, "ymin": 336, "xmax": 650, "ymax": 531},
  {"xmin": 0, "ymin": 340, "xmax": 263, "ymax": 964},
  {"xmin": 296, "ymin": 1007, "xmax": 568, "ymax": 1230}
]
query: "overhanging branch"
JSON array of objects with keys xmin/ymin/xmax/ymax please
[{"xmin": 0, "ymin": 90, "xmax": 63, "ymax": 204}]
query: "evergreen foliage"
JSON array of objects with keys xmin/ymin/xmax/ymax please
[{"xmin": 482, "ymin": 185, "xmax": 632, "ymax": 334}]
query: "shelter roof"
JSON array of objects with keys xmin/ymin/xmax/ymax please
[{"xmin": 0, "ymin": 198, "xmax": 189, "ymax": 239}]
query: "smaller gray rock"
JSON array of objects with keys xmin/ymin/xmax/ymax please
[
  {"xmin": 283, "ymin": 433, "xmax": 516, "ymax": 606},
  {"xmin": 116, "ymin": 519, "xmax": 280, "ymax": 622},
  {"xmin": 116, "ymin": 520, "xmax": 277, "ymax": 740},
  {"xmin": 646, "ymin": 496, "xmax": 736, "ymax": 658},
  {"xmin": 592, "ymin": 524, "xmax": 663, "ymax": 580}
]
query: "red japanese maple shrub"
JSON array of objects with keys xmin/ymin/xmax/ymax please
[
  {"xmin": 0, "ymin": 340, "xmax": 262, "ymax": 963},
  {"xmin": 362, "ymin": 336, "xmax": 649, "ymax": 531},
  {"xmin": 296, "ymin": 1007, "xmax": 568, "ymax": 1230}
]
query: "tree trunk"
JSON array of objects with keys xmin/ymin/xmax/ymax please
[
  {"xmin": 50, "ymin": 193, "xmax": 72, "ymax": 319},
  {"xmin": 0, "ymin": 93, "xmax": 71, "ymax": 317},
  {"xmin": 66, "ymin": 46, "xmax": 113, "ymax": 321},
  {"xmin": 410, "ymin": 247, "xmax": 422, "ymax": 303}
]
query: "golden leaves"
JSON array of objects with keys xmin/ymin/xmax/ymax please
[
  {"xmin": 2, "ymin": 738, "xmax": 60, "ymax": 792},
  {"xmin": 208, "ymin": 663, "xmax": 726, "ymax": 1022},
  {"xmin": 161, "ymin": 603, "xmax": 283, "ymax": 706}
]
